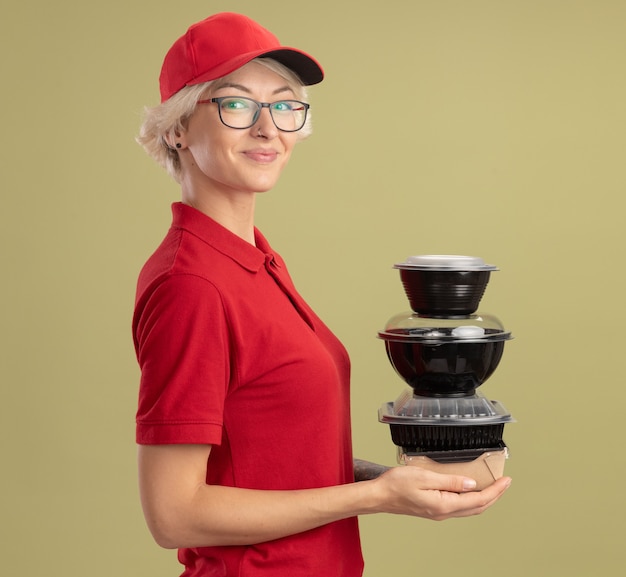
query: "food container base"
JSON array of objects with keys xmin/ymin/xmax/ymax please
[{"xmin": 399, "ymin": 446, "xmax": 509, "ymax": 491}]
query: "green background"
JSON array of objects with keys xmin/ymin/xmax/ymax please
[{"xmin": 2, "ymin": 1, "xmax": 625, "ymax": 575}]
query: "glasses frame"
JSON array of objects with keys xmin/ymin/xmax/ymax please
[{"xmin": 197, "ymin": 96, "xmax": 310, "ymax": 133}]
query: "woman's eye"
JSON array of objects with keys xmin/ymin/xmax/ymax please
[
  {"xmin": 223, "ymin": 99, "xmax": 250, "ymax": 111},
  {"xmin": 273, "ymin": 101, "xmax": 292, "ymax": 112}
]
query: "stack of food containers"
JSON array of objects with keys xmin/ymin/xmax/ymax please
[{"xmin": 377, "ymin": 255, "xmax": 515, "ymax": 489}]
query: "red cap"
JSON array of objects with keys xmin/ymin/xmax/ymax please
[{"xmin": 159, "ymin": 12, "xmax": 324, "ymax": 102}]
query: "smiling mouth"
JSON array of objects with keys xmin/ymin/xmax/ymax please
[{"xmin": 244, "ymin": 149, "xmax": 278, "ymax": 163}]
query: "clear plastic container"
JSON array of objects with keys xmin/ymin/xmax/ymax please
[
  {"xmin": 378, "ymin": 311, "xmax": 512, "ymax": 343},
  {"xmin": 379, "ymin": 388, "xmax": 514, "ymax": 425}
]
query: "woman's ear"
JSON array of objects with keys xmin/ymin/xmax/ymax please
[{"xmin": 165, "ymin": 128, "xmax": 187, "ymax": 151}]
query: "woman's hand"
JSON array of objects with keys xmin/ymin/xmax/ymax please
[{"xmin": 367, "ymin": 465, "xmax": 512, "ymax": 520}]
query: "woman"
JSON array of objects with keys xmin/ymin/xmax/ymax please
[{"xmin": 133, "ymin": 12, "xmax": 511, "ymax": 577}]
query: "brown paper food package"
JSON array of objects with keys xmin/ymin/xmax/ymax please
[{"xmin": 401, "ymin": 448, "xmax": 508, "ymax": 491}]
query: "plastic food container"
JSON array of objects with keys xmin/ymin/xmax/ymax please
[
  {"xmin": 394, "ymin": 255, "xmax": 498, "ymax": 315},
  {"xmin": 379, "ymin": 388, "xmax": 513, "ymax": 488},
  {"xmin": 378, "ymin": 313, "xmax": 512, "ymax": 396}
]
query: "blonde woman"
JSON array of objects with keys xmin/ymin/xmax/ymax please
[{"xmin": 133, "ymin": 12, "xmax": 511, "ymax": 577}]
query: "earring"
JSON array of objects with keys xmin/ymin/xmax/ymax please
[{"xmin": 175, "ymin": 143, "xmax": 182, "ymax": 149}]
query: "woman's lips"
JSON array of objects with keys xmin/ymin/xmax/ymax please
[{"xmin": 243, "ymin": 149, "xmax": 278, "ymax": 163}]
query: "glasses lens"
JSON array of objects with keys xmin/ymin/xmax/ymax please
[
  {"xmin": 270, "ymin": 100, "xmax": 308, "ymax": 132},
  {"xmin": 217, "ymin": 97, "xmax": 259, "ymax": 129}
]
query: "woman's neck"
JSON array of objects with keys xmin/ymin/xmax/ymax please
[{"xmin": 181, "ymin": 185, "xmax": 257, "ymax": 245}]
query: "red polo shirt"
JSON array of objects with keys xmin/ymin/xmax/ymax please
[{"xmin": 133, "ymin": 203, "xmax": 363, "ymax": 577}]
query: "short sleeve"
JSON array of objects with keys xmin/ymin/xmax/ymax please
[{"xmin": 134, "ymin": 274, "xmax": 230, "ymax": 445}]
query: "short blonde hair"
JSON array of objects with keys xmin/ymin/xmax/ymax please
[{"xmin": 136, "ymin": 58, "xmax": 312, "ymax": 182}]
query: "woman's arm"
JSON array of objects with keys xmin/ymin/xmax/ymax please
[{"xmin": 138, "ymin": 444, "xmax": 512, "ymax": 549}]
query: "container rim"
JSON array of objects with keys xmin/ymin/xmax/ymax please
[{"xmin": 394, "ymin": 254, "xmax": 498, "ymax": 271}]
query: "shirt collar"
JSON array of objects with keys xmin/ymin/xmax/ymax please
[{"xmin": 170, "ymin": 202, "xmax": 275, "ymax": 273}]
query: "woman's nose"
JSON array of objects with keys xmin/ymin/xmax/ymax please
[{"xmin": 253, "ymin": 107, "xmax": 278, "ymax": 138}]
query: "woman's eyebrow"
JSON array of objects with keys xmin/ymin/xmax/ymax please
[
  {"xmin": 213, "ymin": 82, "xmax": 250, "ymax": 93},
  {"xmin": 212, "ymin": 81, "xmax": 293, "ymax": 95}
]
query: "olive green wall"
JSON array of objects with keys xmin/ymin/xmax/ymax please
[{"xmin": 2, "ymin": 1, "xmax": 624, "ymax": 575}]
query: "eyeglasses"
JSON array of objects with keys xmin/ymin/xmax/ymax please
[{"xmin": 197, "ymin": 96, "xmax": 310, "ymax": 132}]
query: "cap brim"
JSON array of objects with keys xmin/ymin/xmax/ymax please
[
  {"xmin": 186, "ymin": 46, "xmax": 324, "ymax": 89},
  {"xmin": 259, "ymin": 48, "xmax": 324, "ymax": 85}
]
